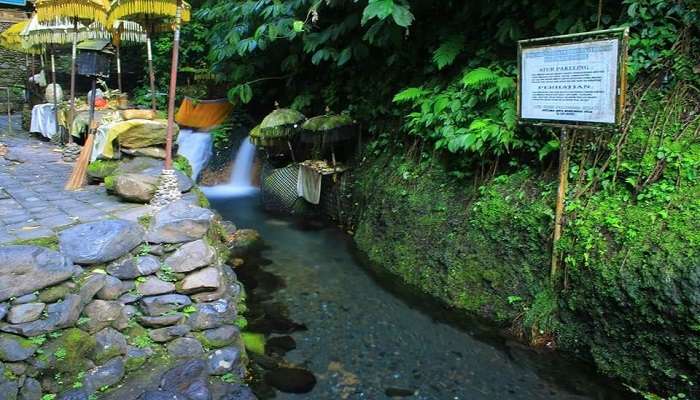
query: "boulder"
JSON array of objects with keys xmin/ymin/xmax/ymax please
[
  {"xmin": 107, "ymin": 255, "xmax": 161, "ymax": 279},
  {"xmin": 117, "ymin": 119, "xmax": 177, "ymax": 149},
  {"xmin": 137, "ymin": 277, "xmax": 175, "ymax": 296},
  {"xmin": 19, "ymin": 377, "xmax": 42, "ymax": 400},
  {"xmin": 207, "ymin": 347, "xmax": 241, "ymax": 375},
  {"xmin": 83, "ymin": 357, "xmax": 125, "ymax": 393},
  {"xmin": 140, "ymin": 295, "xmax": 191, "ymax": 317},
  {"xmin": 92, "ymin": 328, "xmax": 127, "ymax": 364},
  {"xmin": 122, "ymin": 147, "xmax": 166, "ymax": 159},
  {"xmin": 187, "ymin": 300, "xmax": 235, "ymax": 331},
  {"xmin": 7, "ymin": 303, "xmax": 45, "ymax": 325},
  {"xmin": 82, "ymin": 300, "xmax": 123, "ymax": 333},
  {"xmin": 0, "ymin": 246, "xmax": 75, "ymax": 302},
  {"xmin": 178, "ymin": 267, "xmax": 221, "ymax": 294},
  {"xmin": 167, "ymin": 337, "xmax": 203, "ymax": 359},
  {"xmin": 97, "ymin": 276, "xmax": 125, "ymax": 300},
  {"xmin": 0, "ymin": 334, "xmax": 36, "ymax": 361},
  {"xmin": 146, "ymin": 201, "xmax": 214, "ymax": 244},
  {"xmin": 149, "ymin": 325, "xmax": 190, "ymax": 343},
  {"xmin": 165, "ymin": 240, "xmax": 216, "ymax": 273},
  {"xmin": 59, "ymin": 221, "xmax": 144, "ymax": 265},
  {"xmin": 111, "ymin": 173, "xmax": 159, "ymax": 203}
]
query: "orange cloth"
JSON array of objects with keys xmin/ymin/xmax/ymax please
[{"xmin": 175, "ymin": 98, "xmax": 233, "ymax": 130}]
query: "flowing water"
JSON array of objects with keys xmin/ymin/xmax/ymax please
[
  {"xmin": 202, "ymin": 137, "xmax": 259, "ymax": 198},
  {"xmin": 208, "ymin": 193, "xmax": 632, "ymax": 400},
  {"xmin": 177, "ymin": 128, "xmax": 213, "ymax": 181}
]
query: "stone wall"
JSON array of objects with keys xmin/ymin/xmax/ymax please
[
  {"xmin": 0, "ymin": 201, "xmax": 255, "ymax": 400},
  {"xmin": 0, "ymin": 9, "xmax": 29, "ymax": 112}
]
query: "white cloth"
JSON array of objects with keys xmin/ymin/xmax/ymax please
[
  {"xmin": 30, "ymin": 104, "xmax": 59, "ymax": 140},
  {"xmin": 297, "ymin": 164, "xmax": 322, "ymax": 205}
]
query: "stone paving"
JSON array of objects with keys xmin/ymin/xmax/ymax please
[{"xmin": 0, "ymin": 131, "xmax": 151, "ymax": 244}]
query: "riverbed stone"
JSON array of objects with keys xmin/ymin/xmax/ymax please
[
  {"xmin": 167, "ymin": 337, "xmax": 203, "ymax": 359},
  {"xmin": 19, "ymin": 377, "xmax": 41, "ymax": 400},
  {"xmin": 7, "ymin": 303, "xmax": 45, "ymax": 325},
  {"xmin": 207, "ymin": 347, "xmax": 241, "ymax": 375},
  {"xmin": 149, "ymin": 325, "xmax": 190, "ymax": 343},
  {"xmin": 0, "ymin": 246, "xmax": 75, "ymax": 302},
  {"xmin": 187, "ymin": 300, "xmax": 235, "ymax": 331},
  {"xmin": 92, "ymin": 328, "xmax": 127, "ymax": 364},
  {"xmin": 107, "ymin": 255, "xmax": 161, "ymax": 279},
  {"xmin": 146, "ymin": 201, "xmax": 214, "ymax": 244},
  {"xmin": 140, "ymin": 295, "xmax": 191, "ymax": 317},
  {"xmin": 178, "ymin": 267, "xmax": 220, "ymax": 294},
  {"xmin": 83, "ymin": 357, "xmax": 125, "ymax": 393},
  {"xmin": 59, "ymin": 220, "xmax": 144, "ymax": 264},
  {"xmin": 0, "ymin": 334, "xmax": 36, "ymax": 361},
  {"xmin": 97, "ymin": 276, "xmax": 125, "ymax": 300},
  {"xmin": 228, "ymin": 229, "xmax": 262, "ymax": 257},
  {"xmin": 165, "ymin": 240, "xmax": 216, "ymax": 273},
  {"xmin": 137, "ymin": 276, "xmax": 176, "ymax": 296}
]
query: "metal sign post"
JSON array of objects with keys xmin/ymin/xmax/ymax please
[{"xmin": 517, "ymin": 27, "xmax": 629, "ymax": 284}]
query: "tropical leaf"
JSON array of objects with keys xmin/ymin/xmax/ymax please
[
  {"xmin": 462, "ymin": 67, "xmax": 499, "ymax": 88},
  {"xmin": 393, "ymin": 87, "xmax": 426, "ymax": 103},
  {"xmin": 433, "ymin": 35, "xmax": 464, "ymax": 70}
]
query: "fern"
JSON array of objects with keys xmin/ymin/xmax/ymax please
[
  {"xmin": 433, "ymin": 35, "xmax": 464, "ymax": 70},
  {"xmin": 462, "ymin": 67, "xmax": 499, "ymax": 88},
  {"xmin": 393, "ymin": 87, "xmax": 426, "ymax": 103}
]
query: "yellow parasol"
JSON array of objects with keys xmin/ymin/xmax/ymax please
[
  {"xmin": 108, "ymin": 0, "xmax": 191, "ymax": 112},
  {"xmin": 109, "ymin": 20, "xmax": 146, "ymax": 93},
  {"xmin": 0, "ymin": 20, "xmax": 40, "ymax": 54}
]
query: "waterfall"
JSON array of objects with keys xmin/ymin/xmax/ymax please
[
  {"xmin": 176, "ymin": 129, "xmax": 213, "ymax": 181},
  {"xmin": 201, "ymin": 136, "xmax": 259, "ymax": 198}
]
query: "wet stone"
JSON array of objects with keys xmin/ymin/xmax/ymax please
[
  {"xmin": 264, "ymin": 367, "xmax": 316, "ymax": 394},
  {"xmin": 186, "ymin": 300, "xmax": 235, "ymax": 331},
  {"xmin": 207, "ymin": 346, "xmax": 241, "ymax": 375}
]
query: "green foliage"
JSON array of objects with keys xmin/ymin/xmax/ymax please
[
  {"xmin": 133, "ymin": 334, "xmax": 154, "ymax": 349},
  {"xmin": 432, "ymin": 35, "xmax": 465, "ymax": 70},
  {"xmin": 173, "ymin": 155, "xmax": 193, "ymax": 178},
  {"xmin": 241, "ymin": 332, "xmax": 266, "ymax": 355}
]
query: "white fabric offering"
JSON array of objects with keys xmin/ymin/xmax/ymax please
[
  {"xmin": 297, "ymin": 164, "xmax": 322, "ymax": 205},
  {"xmin": 30, "ymin": 104, "xmax": 59, "ymax": 140}
]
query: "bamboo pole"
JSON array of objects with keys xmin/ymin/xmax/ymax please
[
  {"xmin": 116, "ymin": 22, "xmax": 123, "ymax": 94},
  {"xmin": 50, "ymin": 47, "xmax": 60, "ymax": 143},
  {"xmin": 68, "ymin": 20, "xmax": 78, "ymax": 144},
  {"xmin": 550, "ymin": 127, "xmax": 570, "ymax": 283},
  {"xmin": 164, "ymin": 0, "xmax": 183, "ymax": 170},
  {"xmin": 146, "ymin": 27, "xmax": 157, "ymax": 112}
]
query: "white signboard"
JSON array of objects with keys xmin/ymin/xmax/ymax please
[{"xmin": 520, "ymin": 39, "xmax": 620, "ymax": 124}]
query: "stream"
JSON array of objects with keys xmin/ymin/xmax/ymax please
[{"xmin": 208, "ymin": 193, "xmax": 632, "ymax": 400}]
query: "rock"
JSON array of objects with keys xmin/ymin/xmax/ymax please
[
  {"xmin": 122, "ymin": 147, "xmax": 167, "ymax": 159},
  {"xmin": 82, "ymin": 300, "xmax": 123, "ymax": 333},
  {"xmin": 167, "ymin": 337, "xmax": 203, "ymax": 359},
  {"xmin": 118, "ymin": 292, "xmax": 142, "ymax": 305},
  {"xmin": 83, "ymin": 357, "xmax": 125, "ymax": 393},
  {"xmin": 264, "ymin": 367, "xmax": 316, "ymax": 394},
  {"xmin": 196, "ymin": 326, "xmax": 240, "ymax": 349},
  {"xmin": 140, "ymin": 295, "xmax": 191, "ymax": 317},
  {"xmin": 160, "ymin": 360, "xmax": 207, "ymax": 392},
  {"xmin": 149, "ymin": 325, "xmax": 190, "ymax": 343},
  {"xmin": 87, "ymin": 159, "xmax": 119, "ymax": 181},
  {"xmin": 180, "ymin": 378, "xmax": 210, "ymax": 400},
  {"xmin": 211, "ymin": 384, "xmax": 256, "ymax": 400},
  {"xmin": 138, "ymin": 314, "xmax": 184, "ymax": 328},
  {"xmin": 0, "ymin": 304, "xmax": 7, "ymax": 320},
  {"xmin": 38, "ymin": 284, "xmax": 72, "ymax": 303},
  {"xmin": 187, "ymin": 300, "xmax": 235, "ymax": 331},
  {"xmin": 107, "ymin": 255, "xmax": 161, "ymax": 280},
  {"xmin": 58, "ymin": 389, "xmax": 89, "ymax": 400},
  {"xmin": 137, "ymin": 277, "xmax": 175, "ymax": 296},
  {"xmin": 227, "ymin": 229, "xmax": 262, "ymax": 257},
  {"xmin": 146, "ymin": 201, "xmax": 214, "ymax": 244},
  {"xmin": 385, "ymin": 387, "xmax": 416, "ymax": 397},
  {"xmin": 0, "ymin": 334, "xmax": 36, "ymax": 361},
  {"xmin": 178, "ymin": 267, "xmax": 221, "ymax": 294},
  {"xmin": 0, "ymin": 294, "xmax": 82, "ymax": 337},
  {"xmin": 207, "ymin": 347, "xmax": 241, "ymax": 375},
  {"xmin": 117, "ymin": 119, "xmax": 177, "ymax": 149},
  {"xmin": 165, "ymin": 240, "xmax": 216, "ymax": 273},
  {"xmin": 125, "ymin": 345, "xmax": 149, "ymax": 371},
  {"xmin": 12, "ymin": 294, "xmax": 38, "ymax": 305},
  {"xmin": 0, "ymin": 246, "xmax": 75, "ymax": 302},
  {"xmin": 7, "ymin": 303, "xmax": 45, "ymax": 324},
  {"xmin": 19, "ymin": 377, "xmax": 41, "ymax": 400},
  {"xmin": 0, "ymin": 381, "xmax": 18, "ymax": 400},
  {"xmin": 79, "ymin": 274, "xmax": 107, "ymax": 306},
  {"xmin": 96, "ymin": 276, "xmax": 125, "ymax": 300},
  {"xmin": 137, "ymin": 390, "xmax": 189, "ymax": 400},
  {"xmin": 59, "ymin": 221, "xmax": 144, "ymax": 265},
  {"xmin": 92, "ymin": 328, "xmax": 127, "ymax": 364},
  {"xmin": 111, "ymin": 173, "xmax": 159, "ymax": 203}
]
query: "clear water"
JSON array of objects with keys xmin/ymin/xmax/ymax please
[
  {"xmin": 176, "ymin": 128, "xmax": 213, "ymax": 181},
  {"xmin": 209, "ymin": 194, "xmax": 631, "ymax": 400}
]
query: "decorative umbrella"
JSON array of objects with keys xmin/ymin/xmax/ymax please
[
  {"xmin": 301, "ymin": 113, "xmax": 356, "ymax": 164},
  {"xmin": 255, "ymin": 108, "xmax": 306, "ymax": 162},
  {"xmin": 35, "ymin": 0, "xmax": 110, "ymax": 144},
  {"xmin": 108, "ymin": 0, "xmax": 191, "ymax": 112}
]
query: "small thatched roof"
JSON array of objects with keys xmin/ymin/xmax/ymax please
[
  {"xmin": 260, "ymin": 109, "xmax": 305, "ymax": 133},
  {"xmin": 302, "ymin": 114, "xmax": 353, "ymax": 132}
]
